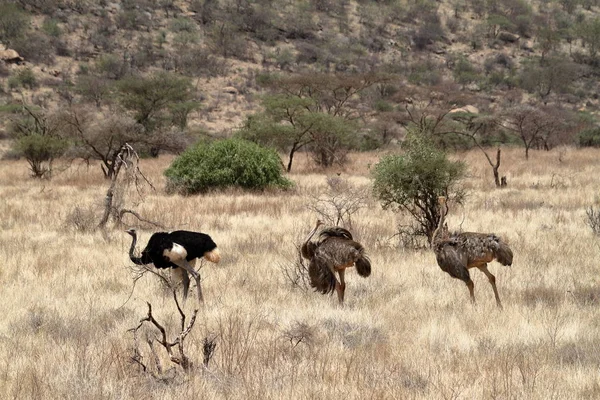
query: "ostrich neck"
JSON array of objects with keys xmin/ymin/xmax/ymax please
[
  {"xmin": 432, "ymin": 203, "xmax": 447, "ymax": 246},
  {"xmin": 128, "ymin": 233, "xmax": 145, "ymax": 265},
  {"xmin": 303, "ymin": 224, "xmax": 320, "ymax": 246}
]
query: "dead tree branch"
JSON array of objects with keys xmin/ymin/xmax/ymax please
[{"xmin": 128, "ymin": 301, "xmax": 199, "ymax": 373}]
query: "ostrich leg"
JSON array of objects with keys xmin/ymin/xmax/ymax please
[
  {"xmin": 172, "ymin": 267, "xmax": 191, "ymax": 302},
  {"xmin": 336, "ymin": 269, "xmax": 346, "ymax": 304},
  {"xmin": 478, "ymin": 264, "xmax": 503, "ymax": 309},
  {"xmin": 179, "ymin": 259, "xmax": 203, "ymax": 304}
]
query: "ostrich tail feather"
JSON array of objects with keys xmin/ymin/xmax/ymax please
[
  {"xmin": 309, "ymin": 260, "xmax": 336, "ymax": 295},
  {"xmin": 204, "ymin": 248, "xmax": 221, "ymax": 263},
  {"xmin": 355, "ymin": 254, "xmax": 371, "ymax": 277},
  {"xmin": 495, "ymin": 241, "xmax": 513, "ymax": 266}
]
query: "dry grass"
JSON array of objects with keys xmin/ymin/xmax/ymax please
[{"xmin": 1, "ymin": 147, "xmax": 599, "ymax": 399}]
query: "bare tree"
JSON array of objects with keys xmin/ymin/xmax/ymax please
[
  {"xmin": 98, "ymin": 144, "xmax": 156, "ymax": 230},
  {"xmin": 448, "ymin": 113, "xmax": 506, "ymax": 187},
  {"xmin": 498, "ymin": 105, "xmax": 568, "ymax": 160}
]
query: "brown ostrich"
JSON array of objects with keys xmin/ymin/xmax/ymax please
[
  {"xmin": 301, "ymin": 220, "xmax": 371, "ymax": 304},
  {"xmin": 432, "ymin": 197, "xmax": 513, "ymax": 308}
]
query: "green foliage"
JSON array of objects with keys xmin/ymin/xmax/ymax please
[
  {"xmin": 374, "ymin": 100, "xmax": 394, "ymax": 113},
  {"xmin": 0, "ymin": 3, "xmax": 29, "ymax": 45},
  {"xmin": 578, "ymin": 127, "xmax": 600, "ymax": 147},
  {"xmin": 169, "ymin": 17, "xmax": 197, "ymax": 33},
  {"xmin": 487, "ymin": 14, "xmax": 516, "ymax": 32},
  {"xmin": 8, "ymin": 68, "xmax": 37, "ymax": 90},
  {"xmin": 372, "ymin": 132, "xmax": 466, "ymax": 242},
  {"xmin": 164, "ymin": 139, "xmax": 293, "ymax": 194},
  {"xmin": 453, "ymin": 55, "xmax": 480, "ymax": 85},
  {"xmin": 237, "ymin": 93, "xmax": 360, "ymax": 171},
  {"xmin": 95, "ymin": 54, "xmax": 128, "ymax": 80},
  {"xmin": 116, "ymin": 71, "xmax": 194, "ymax": 132},
  {"xmin": 14, "ymin": 134, "xmax": 69, "ymax": 178},
  {"xmin": 42, "ymin": 18, "xmax": 62, "ymax": 38},
  {"xmin": 576, "ymin": 17, "xmax": 600, "ymax": 60},
  {"xmin": 407, "ymin": 59, "xmax": 442, "ymax": 86}
]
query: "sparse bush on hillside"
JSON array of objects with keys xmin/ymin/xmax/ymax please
[
  {"xmin": 578, "ymin": 127, "xmax": 600, "ymax": 147},
  {"xmin": 407, "ymin": 59, "xmax": 442, "ymax": 86},
  {"xmin": 412, "ymin": 20, "xmax": 445, "ymax": 51},
  {"xmin": 164, "ymin": 138, "xmax": 293, "ymax": 194},
  {"xmin": 169, "ymin": 17, "xmax": 197, "ymax": 33},
  {"xmin": 11, "ymin": 31, "xmax": 56, "ymax": 64},
  {"xmin": 173, "ymin": 45, "xmax": 229, "ymax": 77},
  {"xmin": 42, "ymin": 18, "xmax": 62, "ymax": 37},
  {"xmin": 209, "ymin": 22, "xmax": 249, "ymax": 60},
  {"xmin": 452, "ymin": 55, "xmax": 481, "ymax": 85},
  {"xmin": 0, "ymin": 3, "xmax": 29, "ymax": 45},
  {"xmin": 75, "ymin": 74, "xmax": 111, "ymax": 107},
  {"xmin": 372, "ymin": 132, "xmax": 466, "ymax": 244},
  {"xmin": 95, "ymin": 54, "xmax": 128, "ymax": 80},
  {"xmin": 116, "ymin": 10, "xmax": 152, "ymax": 31},
  {"xmin": 14, "ymin": 0, "xmax": 62, "ymax": 14},
  {"xmin": 8, "ymin": 68, "xmax": 38, "ymax": 90},
  {"xmin": 575, "ymin": 17, "xmax": 600, "ymax": 62}
]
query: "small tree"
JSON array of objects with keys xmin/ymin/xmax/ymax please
[
  {"xmin": 62, "ymin": 107, "xmax": 146, "ymax": 179},
  {"xmin": 240, "ymin": 73, "xmax": 386, "ymax": 171},
  {"xmin": 372, "ymin": 132, "xmax": 466, "ymax": 244},
  {"xmin": 165, "ymin": 139, "xmax": 293, "ymax": 194},
  {"xmin": 0, "ymin": 3, "xmax": 29, "ymax": 46},
  {"xmin": 116, "ymin": 71, "xmax": 199, "ymax": 155},
  {"xmin": 498, "ymin": 105, "xmax": 571, "ymax": 159},
  {"xmin": 8, "ymin": 104, "xmax": 69, "ymax": 178}
]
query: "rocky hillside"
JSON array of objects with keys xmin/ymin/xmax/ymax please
[{"xmin": 1, "ymin": 0, "xmax": 599, "ymax": 153}]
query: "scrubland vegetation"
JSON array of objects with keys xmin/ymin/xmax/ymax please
[
  {"xmin": 2, "ymin": 0, "xmax": 600, "ymax": 398},
  {"xmin": 1, "ymin": 148, "xmax": 600, "ymax": 399}
]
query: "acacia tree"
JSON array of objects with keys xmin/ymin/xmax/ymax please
[
  {"xmin": 239, "ymin": 73, "xmax": 385, "ymax": 170},
  {"xmin": 498, "ymin": 105, "xmax": 571, "ymax": 159},
  {"xmin": 518, "ymin": 57, "xmax": 582, "ymax": 104},
  {"xmin": 238, "ymin": 95, "xmax": 357, "ymax": 171},
  {"xmin": 372, "ymin": 132, "xmax": 466, "ymax": 244},
  {"xmin": 115, "ymin": 71, "xmax": 200, "ymax": 156},
  {"xmin": 7, "ymin": 103, "xmax": 69, "ymax": 178},
  {"xmin": 448, "ymin": 112, "xmax": 507, "ymax": 187}
]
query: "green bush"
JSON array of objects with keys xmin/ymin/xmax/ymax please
[
  {"xmin": 165, "ymin": 139, "xmax": 293, "ymax": 194},
  {"xmin": 0, "ymin": 4, "xmax": 29, "ymax": 45},
  {"xmin": 578, "ymin": 127, "xmax": 600, "ymax": 147},
  {"xmin": 372, "ymin": 132, "xmax": 466, "ymax": 243},
  {"xmin": 14, "ymin": 134, "xmax": 69, "ymax": 178},
  {"xmin": 8, "ymin": 68, "xmax": 38, "ymax": 90}
]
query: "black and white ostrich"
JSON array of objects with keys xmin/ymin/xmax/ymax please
[{"xmin": 125, "ymin": 229, "xmax": 221, "ymax": 304}]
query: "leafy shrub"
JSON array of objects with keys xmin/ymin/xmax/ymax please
[
  {"xmin": 11, "ymin": 32, "xmax": 55, "ymax": 64},
  {"xmin": 42, "ymin": 18, "xmax": 62, "ymax": 37},
  {"xmin": 578, "ymin": 127, "xmax": 600, "ymax": 147},
  {"xmin": 14, "ymin": 133, "xmax": 69, "ymax": 178},
  {"xmin": 0, "ymin": 3, "xmax": 29, "ymax": 45},
  {"xmin": 8, "ymin": 68, "xmax": 38, "ymax": 90},
  {"xmin": 372, "ymin": 132, "xmax": 466, "ymax": 243},
  {"xmin": 165, "ymin": 139, "xmax": 293, "ymax": 194},
  {"xmin": 453, "ymin": 55, "xmax": 480, "ymax": 84},
  {"xmin": 169, "ymin": 17, "xmax": 197, "ymax": 33}
]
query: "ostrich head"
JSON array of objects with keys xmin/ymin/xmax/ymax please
[{"xmin": 125, "ymin": 228, "xmax": 137, "ymax": 237}]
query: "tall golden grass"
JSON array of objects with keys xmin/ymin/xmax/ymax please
[{"xmin": 1, "ymin": 147, "xmax": 599, "ymax": 399}]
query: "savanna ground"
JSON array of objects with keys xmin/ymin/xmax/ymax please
[{"xmin": 1, "ymin": 147, "xmax": 600, "ymax": 399}]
